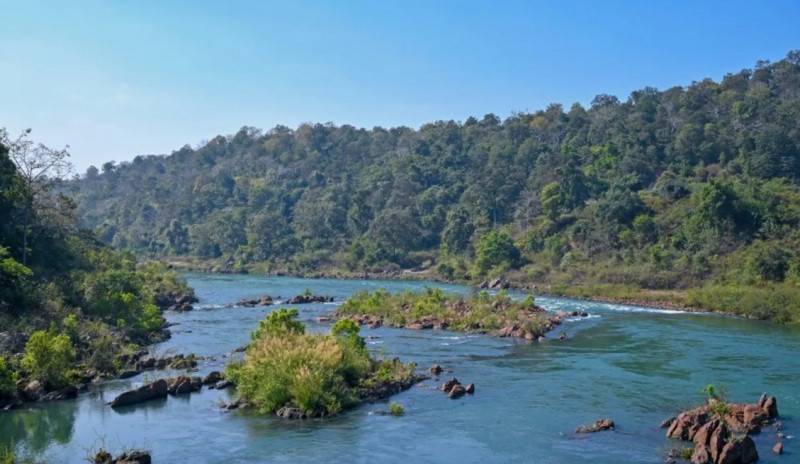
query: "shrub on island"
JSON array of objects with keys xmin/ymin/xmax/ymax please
[{"xmin": 226, "ymin": 308, "xmax": 421, "ymax": 418}]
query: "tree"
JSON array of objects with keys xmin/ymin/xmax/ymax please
[
  {"xmin": 474, "ymin": 229, "xmax": 520, "ymax": 274},
  {"xmin": 0, "ymin": 129, "xmax": 72, "ymax": 265}
]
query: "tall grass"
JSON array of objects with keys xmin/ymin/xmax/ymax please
[
  {"xmin": 226, "ymin": 309, "xmax": 413, "ymax": 417},
  {"xmin": 686, "ymin": 283, "xmax": 800, "ymax": 324},
  {"xmin": 338, "ymin": 288, "xmax": 551, "ymax": 336}
]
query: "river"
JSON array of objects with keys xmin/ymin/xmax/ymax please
[{"xmin": 2, "ymin": 274, "xmax": 798, "ymax": 463}]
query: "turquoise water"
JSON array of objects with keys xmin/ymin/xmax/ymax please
[{"xmin": 2, "ymin": 274, "xmax": 798, "ymax": 463}]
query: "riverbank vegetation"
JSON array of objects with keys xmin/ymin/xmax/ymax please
[
  {"xmin": 66, "ymin": 51, "xmax": 800, "ymax": 324},
  {"xmin": 225, "ymin": 308, "xmax": 421, "ymax": 417},
  {"xmin": 337, "ymin": 288, "xmax": 561, "ymax": 339},
  {"xmin": 0, "ymin": 129, "xmax": 193, "ymax": 408}
]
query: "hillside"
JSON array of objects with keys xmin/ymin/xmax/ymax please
[{"xmin": 68, "ymin": 51, "xmax": 800, "ymax": 321}]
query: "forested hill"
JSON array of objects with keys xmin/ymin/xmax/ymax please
[{"xmin": 69, "ymin": 51, "xmax": 800, "ymax": 318}]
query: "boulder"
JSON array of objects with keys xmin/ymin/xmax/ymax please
[
  {"xmin": 441, "ymin": 378, "xmax": 459, "ymax": 392},
  {"xmin": 693, "ymin": 419, "xmax": 719, "ymax": 446},
  {"xmin": 742, "ymin": 403, "xmax": 768, "ymax": 430},
  {"xmin": 763, "ymin": 396, "xmax": 778, "ymax": 419},
  {"xmin": 448, "ymin": 384, "xmax": 466, "ymax": 399},
  {"xmin": 168, "ymin": 376, "xmax": 202, "ymax": 395},
  {"xmin": 22, "ymin": 380, "xmax": 46, "ymax": 402},
  {"xmin": 428, "ymin": 364, "xmax": 443, "ymax": 375},
  {"xmin": 718, "ymin": 436, "xmax": 758, "ymax": 464},
  {"xmin": 709, "ymin": 423, "xmax": 729, "ymax": 464},
  {"xmin": 691, "ymin": 444, "xmax": 710, "ymax": 464},
  {"xmin": 286, "ymin": 295, "xmax": 333, "ymax": 304},
  {"xmin": 118, "ymin": 370, "xmax": 140, "ymax": 379},
  {"xmin": 773, "ymin": 442, "xmax": 783, "ymax": 454},
  {"xmin": 110, "ymin": 379, "xmax": 168, "ymax": 408},
  {"xmin": 202, "ymin": 371, "xmax": 222, "ymax": 385},
  {"xmin": 213, "ymin": 379, "xmax": 232, "ymax": 390},
  {"xmin": 659, "ymin": 416, "xmax": 676, "ymax": 428},
  {"xmin": 41, "ymin": 385, "xmax": 78, "ymax": 402},
  {"xmin": 276, "ymin": 406, "xmax": 307, "ymax": 419},
  {"xmin": 575, "ymin": 418, "xmax": 615, "ymax": 433},
  {"xmin": 465, "ymin": 383, "xmax": 475, "ymax": 394},
  {"xmin": 116, "ymin": 450, "xmax": 152, "ymax": 464}
]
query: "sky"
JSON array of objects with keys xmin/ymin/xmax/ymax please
[{"xmin": 1, "ymin": 0, "xmax": 799, "ymax": 173}]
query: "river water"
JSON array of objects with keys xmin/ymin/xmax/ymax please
[{"xmin": 2, "ymin": 274, "xmax": 798, "ymax": 463}]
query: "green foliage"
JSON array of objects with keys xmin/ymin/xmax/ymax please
[
  {"xmin": 54, "ymin": 51, "xmax": 800, "ymax": 324},
  {"xmin": 686, "ymin": 283, "xmax": 800, "ymax": 324},
  {"xmin": 251, "ymin": 308, "xmax": 306, "ymax": 340},
  {"xmin": 339, "ymin": 288, "xmax": 550, "ymax": 336},
  {"xmin": 474, "ymin": 229, "xmax": 520, "ymax": 275},
  {"xmin": 388, "ymin": 402, "xmax": 405, "ymax": 416},
  {"xmin": 702, "ymin": 384, "xmax": 731, "ymax": 419},
  {"xmin": 0, "ymin": 356, "xmax": 18, "ymax": 399},
  {"xmin": 21, "ymin": 330, "xmax": 75, "ymax": 389},
  {"xmin": 233, "ymin": 312, "xmax": 361, "ymax": 416}
]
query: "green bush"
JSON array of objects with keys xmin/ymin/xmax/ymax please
[
  {"xmin": 389, "ymin": 402, "xmax": 405, "ymax": 416},
  {"xmin": 232, "ymin": 310, "xmax": 370, "ymax": 417},
  {"xmin": 0, "ymin": 356, "xmax": 18, "ymax": 399},
  {"xmin": 21, "ymin": 330, "xmax": 75, "ymax": 389},
  {"xmin": 474, "ymin": 229, "xmax": 520, "ymax": 275},
  {"xmin": 251, "ymin": 307, "xmax": 305, "ymax": 340}
]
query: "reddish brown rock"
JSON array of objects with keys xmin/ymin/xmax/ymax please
[
  {"xmin": 709, "ymin": 423, "xmax": 729, "ymax": 464},
  {"xmin": 448, "ymin": 384, "xmax": 466, "ymax": 399},
  {"xmin": 428, "ymin": 364, "xmax": 443, "ymax": 375},
  {"xmin": 763, "ymin": 396, "xmax": 778, "ymax": 419},
  {"xmin": 773, "ymin": 442, "xmax": 783, "ymax": 454},
  {"xmin": 465, "ymin": 383, "xmax": 475, "ymax": 394},
  {"xmin": 691, "ymin": 444, "xmax": 710, "ymax": 464},
  {"xmin": 693, "ymin": 419, "xmax": 719, "ymax": 446},
  {"xmin": 718, "ymin": 436, "xmax": 758, "ymax": 464},
  {"xmin": 441, "ymin": 378, "xmax": 459, "ymax": 392}
]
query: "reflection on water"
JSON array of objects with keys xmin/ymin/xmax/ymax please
[
  {"xmin": 0, "ymin": 400, "xmax": 76, "ymax": 460},
  {"xmin": 0, "ymin": 274, "xmax": 798, "ymax": 463}
]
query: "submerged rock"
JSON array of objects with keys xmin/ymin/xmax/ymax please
[
  {"xmin": 575, "ymin": 418, "xmax": 615, "ymax": 433},
  {"xmin": 428, "ymin": 363, "xmax": 443, "ymax": 375},
  {"xmin": 109, "ymin": 379, "xmax": 168, "ymax": 408},
  {"xmin": 202, "ymin": 371, "xmax": 222, "ymax": 385}
]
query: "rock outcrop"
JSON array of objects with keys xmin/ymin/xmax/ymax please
[
  {"xmin": 286, "ymin": 294, "xmax": 334, "ymax": 304},
  {"xmin": 236, "ymin": 295, "xmax": 274, "ymax": 307},
  {"xmin": 92, "ymin": 449, "xmax": 151, "ymax": 464},
  {"xmin": 665, "ymin": 394, "xmax": 778, "ymax": 464},
  {"xmin": 109, "ymin": 379, "xmax": 168, "ymax": 408}
]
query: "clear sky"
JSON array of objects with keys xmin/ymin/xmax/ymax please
[{"xmin": 1, "ymin": 0, "xmax": 798, "ymax": 173}]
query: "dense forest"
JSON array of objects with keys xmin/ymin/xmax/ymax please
[
  {"xmin": 69, "ymin": 51, "xmax": 800, "ymax": 322},
  {"xmin": 0, "ymin": 129, "xmax": 191, "ymax": 409}
]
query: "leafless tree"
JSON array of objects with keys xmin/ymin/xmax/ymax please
[{"xmin": 0, "ymin": 128, "xmax": 72, "ymax": 265}]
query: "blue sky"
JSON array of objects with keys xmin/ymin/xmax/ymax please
[{"xmin": 1, "ymin": 0, "xmax": 799, "ymax": 172}]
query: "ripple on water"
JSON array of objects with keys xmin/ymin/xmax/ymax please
[{"xmin": 3, "ymin": 274, "xmax": 798, "ymax": 464}]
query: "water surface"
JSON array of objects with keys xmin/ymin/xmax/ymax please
[{"xmin": 2, "ymin": 274, "xmax": 797, "ymax": 463}]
